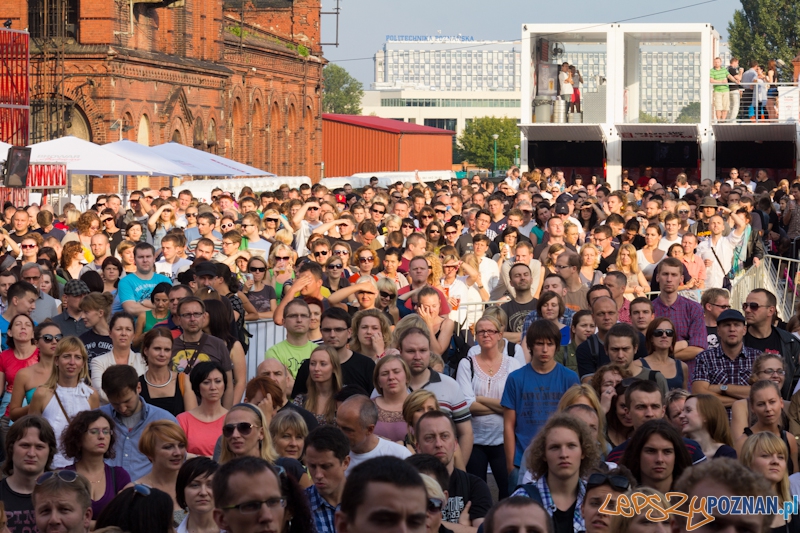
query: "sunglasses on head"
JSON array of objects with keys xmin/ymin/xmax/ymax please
[
  {"xmin": 586, "ymin": 473, "xmax": 631, "ymax": 493},
  {"xmin": 37, "ymin": 470, "xmax": 79, "ymax": 485},
  {"xmin": 652, "ymin": 329, "xmax": 674, "ymax": 338},
  {"xmin": 222, "ymin": 422, "xmax": 259, "ymax": 438}
]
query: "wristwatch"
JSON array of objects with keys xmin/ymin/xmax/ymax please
[
  {"xmin": 476, "ymin": 285, "xmax": 484, "ymax": 290},
  {"xmin": 719, "ymin": 384, "xmax": 729, "ymax": 393}
]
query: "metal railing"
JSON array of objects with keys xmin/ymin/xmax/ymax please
[
  {"xmin": 759, "ymin": 255, "xmax": 800, "ymax": 321},
  {"xmin": 245, "ymin": 319, "xmax": 287, "ymax": 381},
  {"xmin": 710, "ymin": 82, "xmax": 800, "ymax": 124}
]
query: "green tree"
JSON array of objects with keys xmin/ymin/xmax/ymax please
[
  {"xmin": 676, "ymin": 102, "xmax": 702, "ymax": 123},
  {"xmin": 457, "ymin": 117, "xmax": 519, "ymax": 171},
  {"xmin": 728, "ymin": 0, "xmax": 800, "ymax": 82},
  {"xmin": 638, "ymin": 111, "xmax": 667, "ymax": 124},
  {"xmin": 323, "ymin": 64, "xmax": 364, "ymax": 114}
]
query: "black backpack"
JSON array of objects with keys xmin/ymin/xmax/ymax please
[{"xmin": 448, "ymin": 340, "xmax": 518, "ymax": 380}]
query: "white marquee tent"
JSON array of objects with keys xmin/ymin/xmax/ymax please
[
  {"xmin": 149, "ymin": 142, "xmax": 275, "ymax": 177},
  {"xmin": 103, "ymin": 140, "xmax": 194, "ymax": 176},
  {"xmin": 27, "ymin": 136, "xmax": 158, "ymax": 176}
]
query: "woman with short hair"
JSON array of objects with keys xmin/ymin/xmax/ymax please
[
  {"xmin": 176, "ymin": 362, "xmax": 228, "ymax": 457},
  {"xmin": 269, "ymin": 410, "xmax": 309, "ymax": 461},
  {"xmin": 175, "ymin": 457, "xmax": 219, "ymax": 533}
]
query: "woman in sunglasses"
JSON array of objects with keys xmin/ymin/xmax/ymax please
[
  {"xmin": 29, "ymin": 336, "xmax": 99, "ymax": 468},
  {"xmin": 177, "ymin": 362, "xmax": 228, "ymax": 457},
  {"xmin": 376, "ymin": 277, "xmax": 400, "ymax": 325},
  {"xmin": 420, "ymin": 473, "xmax": 447, "ymax": 533},
  {"xmin": 580, "ymin": 467, "xmax": 636, "ymax": 533},
  {"xmin": 642, "ymin": 317, "xmax": 688, "ymax": 391},
  {"xmin": 347, "ymin": 247, "xmax": 379, "ymax": 284},
  {"xmin": 147, "ymin": 199, "xmax": 177, "ymax": 250},
  {"xmin": 218, "ymin": 403, "xmax": 311, "ymax": 488},
  {"xmin": 330, "ymin": 242, "xmax": 353, "ymax": 276},
  {"xmin": 265, "ymin": 243, "xmax": 296, "ymax": 304},
  {"xmin": 61, "ymin": 410, "xmax": 130, "ymax": 520},
  {"xmin": 128, "ymin": 420, "xmax": 189, "ymax": 527},
  {"xmin": 244, "ymin": 256, "xmax": 278, "ymax": 318},
  {"xmin": 400, "ymin": 217, "xmax": 416, "ymax": 239},
  {"xmin": 425, "ymin": 220, "xmax": 446, "ymax": 254},
  {"xmin": 7, "ymin": 323, "xmax": 61, "ymax": 421},
  {"xmin": 323, "ymin": 255, "xmax": 350, "ymax": 295},
  {"xmin": 732, "ymin": 353, "xmax": 790, "ymax": 438},
  {"xmin": 678, "ymin": 394, "xmax": 736, "ymax": 459},
  {"xmin": 261, "ymin": 209, "xmax": 283, "ymax": 241}
]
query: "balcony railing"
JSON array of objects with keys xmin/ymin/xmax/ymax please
[{"xmin": 710, "ymin": 82, "xmax": 800, "ymax": 124}]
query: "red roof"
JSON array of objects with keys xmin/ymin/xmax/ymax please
[{"xmin": 323, "ymin": 114, "xmax": 455, "ymax": 135}]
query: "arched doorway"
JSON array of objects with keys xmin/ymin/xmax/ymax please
[
  {"xmin": 287, "ymin": 104, "xmax": 298, "ymax": 175},
  {"xmin": 269, "ymin": 101, "xmax": 281, "ymax": 174},
  {"xmin": 137, "ymin": 114, "xmax": 150, "ymax": 145},
  {"xmin": 231, "ymin": 98, "xmax": 244, "ymax": 162},
  {"xmin": 252, "ymin": 100, "xmax": 265, "ymax": 170}
]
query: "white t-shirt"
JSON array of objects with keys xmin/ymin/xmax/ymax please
[
  {"xmin": 441, "ymin": 276, "xmax": 471, "ymax": 324},
  {"xmin": 346, "ymin": 437, "xmax": 412, "ymax": 475},
  {"xmin": 479, "ymin": 257, "xmax": 500, "ymax": 294},
  {"xmin": 466, "ymin": 339, "xmax": 527, "ymax": 367},
  {"xmin": 559, "ymin": 71, "xmax": 573, "ymax": 96},
  {"xmin": 657, "ymin": 236, "xmax": 682, "ymax": 253}
]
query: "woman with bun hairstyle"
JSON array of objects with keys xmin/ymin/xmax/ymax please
[{"xmin": 79, "ymin": 292, "xmax": 114, "ymax": 362}]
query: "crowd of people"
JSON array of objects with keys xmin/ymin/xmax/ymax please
[{"xmin": 0, "ymin": 167, "xmax": 798, "ymax": 533}]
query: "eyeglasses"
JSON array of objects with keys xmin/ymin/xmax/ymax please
[
  {"xmin": 223, "ymin": 497, "xmax": 286, "ymax": 514},
  {"xmin": 249, "ymin": 267, "xmax": 266, "ymax": 273},
  {"xmin": 314, "ymin": 251, "xmax": 329, "ymax": 257},
  {"xmin": 435, "ymin": 209, "xmax": 446, "ymax": 214},
  {"xmin": 186, "ymin": 213, "xmax": 198, "ymax": 217},
  {"xmin": 321, "ymin": 327, "xmax": 348, "ymax": 333},
  {"xmin": 87, "ymin": 428, "xmax": 111, "ymax": 436},
  {"xmin": 222, "ymin": 422, "xmax": 261, "ymax": 438},
  {"xmin": 445, "ymin": 231, "xmax": 458, "ymax": 236},
  {"xmin": 476, "ymin": 329, "xmax": 499, "ymax": 336},
  {"xmin": 40, "ymin": 334, "xmax": 63, "ymax": 343},
  {"xmin": 327, "ymin": 264, "xmax": 343, "ymax": 269},
  {"xmin": 358, "ymin": 256, "xmax": 374, "ymax": 263},
  {"xmin": 586, "ymin": 473, "xmax": 632, "ymax": 492},
  {"xmin": 333, "ymin": 250, "xmax": 349, "ymax": 256},
  {"xmin": 371, "ymin": 208, "xmax": 385, "ymax": 214},
  {"xmin": 379, "ymin": 291, "xmax": 395, "ymax": 299},
  {"xmin": 307, "ymin": 206, "xmax": 320, "ymax": 211},
  {"xmin": 710, "ymin": 303, "xmax": 731, "ymax": 310},
  {"xmin": 275, "ymin": 256, "xmax": 290, "ymax": 261},
  {"xmin": 37, "ymin": 470, "xmax": 79, "ymax": 485},
  {"xmin": 180, "ymin": 312, "xmax": 204, "ymax": 320},
  {"xmin": 212, "ymin": 195, "xmax": 221, "ymax": 200},
  {"xmin": 652, "ymin": 329, "xmax": 675, "ymax": 338},
  {"xmin": 743, "ymin": 302, "xmax": 770, "ymax": 311},
  {"xmin": 760, "ymin": 368, "xmax": 786, "ymax": 376},
  {"xmin": 428, "ymin": 229, "xmax": 440, "ymax": 234},
  {"xmin": 222, "ymin": 241, "xmax": 236, "ymax": 246},
  {"xmin": 402, "ymin": 224, "xmax": 415, "ymax": 229},
  {"xmin": 427, "ymin": 498, "xmax": 444, "ymax": 513}
]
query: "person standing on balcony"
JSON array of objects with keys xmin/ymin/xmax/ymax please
[
  {"xmin": 710, "ymin": 57, "xmax": 730, "ymax": 122},
  {"xmin": 558, "ymin": 62, "xmax": 573, "ymax": 107},
  {"xmin": 727, "ymin": 58, "xmax": 743, "ymax": 122}
]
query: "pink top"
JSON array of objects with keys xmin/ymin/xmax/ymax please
[
  {"xmin": 176, "ymin": 411, "xmax": 226, "ymax": 457},
  {"xmin": 0, "ymin": 347, "xmax": 38, "ymax": 394},
  {"xmin": 683, "ymin": 254, "xmax": 707, "ymax": 284}
]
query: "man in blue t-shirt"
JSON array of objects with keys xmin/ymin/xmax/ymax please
[
  {"xmin": 502, "ymin": 319, "xmax": 580, "ymax": 491},
  {"xmin": 116, "ymin": 242, "xmax": 171, "ymax": 316},
  {"xmin": 0, "ymin": 281, "xmax": 38, "ymax": 350}
]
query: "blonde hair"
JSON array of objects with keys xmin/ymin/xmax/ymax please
[
  {"xmin": 376, "ymin": 277, "xmax": 397, "ymax": 301},
  {"xmin": 739, "ymin": 432, "xmax": 791, "ymax": 505},
  {"xmin": 45, "ymin": 336, "xmax": 90, "ymax": 389},
  {"xmin": 220, "ymin": 404, "xmax": 278, "ymax": 464},
  {"xmin": 116, "ymin": 241, "xmax": 136, "ymax": 267},
  {"xmin": 615, "ymin": 243, "xmax": 640, "ymax": 273},
  {"xmin": 373, "ymin": 355, "xmax": 411, "ymax": 396},
  {"xmin": 557, "ymin": 384, "xmax": 608, "ymax": 453},
  {"xmin": 391, "ymin": 314, "xmax": 431, "ymax": 349},
  {"xmin": 268, "ymin": 243, "xmax": 297, "ymax": 269},
  {"xmin": 580, "ymin": 243, "xmax": 601, "ymax": 269},
  {"xmin": 303, "ymin": 345, "xmax": 343, "ymax": 424},
  {"xmin": 420, "ymin": 473, "xmax": 445, "ymax": 500},
  {"xmin": 481, "ymin": 306, "xmax": 508, "ymax": 333},
  {"xmin": 424, "ymin": 252, "xmax": 443, "ymax": 287},
  {"xmin": 351, "ymin": 308, "xmax": 392, "ymax": 353},
  {"xmin": 273, "ymin": 229, "xmax": 294, "ymax": 246},
  {"xmin": 543, "ymin": 243, "xmax": 566, "ymax": 269}
]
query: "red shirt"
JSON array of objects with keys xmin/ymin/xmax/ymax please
[{"xmin": 397, "ymin": 285, "xmax": 452, "ymax": 314}]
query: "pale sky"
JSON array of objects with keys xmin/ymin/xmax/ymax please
[{"xmin": 320, "ymin": 0, "xmax": 742, "ymax": 85}]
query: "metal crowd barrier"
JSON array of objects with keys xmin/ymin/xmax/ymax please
[
  {"xmin": 760, "ymin": 255, "xmax": 800, "ymax": 321},
  {"xmin": 245, "ymin": 318, "xmax": 287, "ymax": 381}
]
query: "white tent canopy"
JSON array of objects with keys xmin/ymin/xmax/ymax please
[
  {"xmin": 104, "ymin": 140, "xmax": 193, "ymax": 176},
  {"xmin": 27, "ymin": 136, "xmax": 158, "ymax": 175},
  {"xmin": 0, "ymin": 141, "xmax": 13, "ymax": 161},
  {"xmin": 149, "ymin": 142, "xmax": 275, "ymax": 177}
]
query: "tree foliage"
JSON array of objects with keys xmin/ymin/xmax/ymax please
[
  {"xmin": 456, "ymin": 117, "xmax": 519, "ymax": 170},
  {"xmin": 638, "ymin": 111, "xmax": 667, "ymax": 124},
  {"xmin": 323, "ymin": 64, "xmax": 364, "ymax": 115},
  {"xmin": 728, "ymin": 0, "xmax": 800, "ymax": 82},
  {"xmin": 676, "ymin": 102, "xmax": 702, "ymax": 123}
]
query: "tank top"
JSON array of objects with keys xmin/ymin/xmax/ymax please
[
  {"xmin": 139, "ymin": 373, "xmax": 185, "ymax": 417},
  {"xmin": 640, "ymin": 357, "xmax": 684, "ymax": 390},
  {"xmin": 144, "ymin": 310, "xmax": 170, "ymax": 332},
  {"xmin": 744, "ymin": 427, "xmax": 794, "ymax": 475},
  {"xmin": 42, "ymin": 383, "xmax": 94, "ymax": 468}
]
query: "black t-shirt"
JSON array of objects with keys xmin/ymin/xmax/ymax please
[
  {"xmin": 0, "ymin": 478, "xmax": 35, "ymax": 533},
  {"xmin": 104, "ymin": 229, "xmax": 124, "ymax": 255},
  {"xmin": 553, "ymin": 500, "xmax": 577, "ymax": 533},
  {"xmin": 443, "ymin": 469, "xmax": 493, "ymax": 524},
  {"xmin": 455, "ymin": 234, "xmax": 474, "ymax": 257},
  {"xmin": 279, "ymin": 401, "xmax": 320, "ymax": 432},
  {"xmin": 291, "ymin": 351, "xmax": 376, "ymax": 397},
  {"xmin": 745, "ymin": 328, "xmax": 783, "ymax": 356},
  {"xmin": 706, "ymin": 325, "xmax": 719, "ymax": 350},
  {"xmin": 80, "ymin": 330, "xmax": 113, "ymax": 364},
  {"xmin": 727, "ymin": 66, "xmax": 741, "ymax": 90},
  {"xmin": 598, "ymin": 248, "xmax": 619, "ymax": 274},
  {"xmin": 501, "ymin": 298, "xmax": 538, "ymax": 334}
]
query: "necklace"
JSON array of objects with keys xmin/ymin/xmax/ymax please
[{"xmin": 144, "ymin": 370, "xmax": 173, "ymax": 388}]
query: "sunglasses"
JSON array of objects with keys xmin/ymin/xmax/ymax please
[
  {"xmin": 652, "ymin": 329, "xmax": 675, "ymax": 338},
  {"xmin": 743, "ymin": 302, "xmax": 769, "ymax": 311},
  {"xmin": 428, "ymin": 229, "xmax": 440, "ymax": 234},
  {"xmin": 249, "ymin": 267, "xmax": 266, "ymax": 273},
  {"xmin": 445, "ymin": 231, "xmax": 458, "ymax": 236},
  {"xmin": 435, "ymin": 209, "xmax": 446, "ymax": 214},
  {"xmin": 358, "ymin": 257, "xmax": 374, "ymax": 263},
  {"xmin": 20, "ymin": 244, "xmax": 37, "ymax": 249},
  {"xmin": 275, "ymin": 256, "xmax": 291, "ymax": 261},
  {"xmin": 266, "ymin": 218, "xmax": 280, "ymax": 223},
  {"xmin": 402, "ymin": 224, "xmax": 415, "ymax": 229},
  {"xmin": 40, "ymin": 334, "xmax": 63, "ymax": 343},
  {"xmin": 314, "ymin": 251, "xmax": 329, "ymax": 257},
  {"xmin": 307, "ymin": 206, "xmax": 319, "ymax": 211},
  {"xmin": 186, "ymin": 213, "xmax": 198, "ymax": 217},
  {"xmin": 586, "ymin": 473, "xmax": 631, "ymax": 493},
  {"xmin": 371, "ymin": 209, "xmax": 385, "ymax": 214},
  {"xmin": 427, "ymin": 498, "xmax": 444, "ymax": 513},
  {"xmin": 37, "ymin": 470, "xmax": 79, "ymax": 485},
  {"xmin": 333, "ymin": 250, "xmax": 348, "ymax": 255},
  {"xmin": 379, "ymin": 291, "xmax": 394, "ymax": 299},
  {"xmin": 421, "ymin": 215, "xmax": 434, "ymax": 219},
  {"xmin": 222, "ymin": 422, "xmax": 260, "ymax": 438},
  {"xmin": 327, "ymin": 264, "xmax": 343, "ymax": 269}
]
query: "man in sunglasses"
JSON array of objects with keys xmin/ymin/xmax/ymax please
[
  {"xmin": 290, "ymin": 198, "xmax": 323, "ymax": 257},
  {"xmin": 743, "ymin": 289, "xmax": 799, "ymax": 399},
  {"xmin": 239, "ymin": 212, "xmax": 270, "ymax": 255},
  {"xmin": 692, "ymin": 309, "xmax": 761, "ymax": 408},
  {"xmin": 0, "ymin": 416, "xmax": 56, "ymax": 533}
]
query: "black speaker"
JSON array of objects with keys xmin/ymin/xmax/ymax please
[{"xmin": 3, "ymin": 146, "xmax": 30, "ymax": 188}]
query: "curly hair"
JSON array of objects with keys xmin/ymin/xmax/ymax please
[
  {"xmin": 76, "ymin": 210, "xmax": 101, "ymax": 235},
  {"xmin": 60, "ymin": 241, "xmax": 83, "ymax": 269},
  {"xmin": 350, "ymin": 308, "xmax": 392, "ymax": 354},
  {"xmin": 424, "ymin": 252, "xmax": 443, "ymax": 287},
  {"xmin": 61, "ymin": 410, "xmax": 117, "ymax": 461},
  {"xmin": 525, "ymin": 412, "xmax": 600, "ymax": 480}
]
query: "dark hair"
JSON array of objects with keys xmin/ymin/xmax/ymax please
[
  {"xmin": 80, "ymin": 270, "xmax": 104, "ymax": 293},
  {"xmin": 340, "ymin": 456, "xmax": 426, "ymax": 521},
  {"xmin": 101, "ymin": 256, "xmax": 123, "ymax": 287},
  {"xmin": 34, "ymin": 321, "xmax": 61, "ymax": 341},
  {"xmin": 620, "ymin": 419, "xmax": 691, "ymax": 489},
  {"xmin": 95, "ymin": 486, "xmax": 174, "ymax": 533},
  {"xmin": 405, "ymin": 453, "xmax": 450, "ymax": 495},
  {"xmin": 7, "ymin": 280, "xmax": 38, "ymax": 304},
  {"xmin": 484, "ymin": 497, "xmax": 553, "ymax": 533},
  {"xmin": 141, "ymin": 327, "xmax": 173, "ymax": 357},
  {"xmin": 2, "ymin": 415, "xmax": 56, "ymax": 476},
  {"xmin": 334, "ymin": 384, "xmax": 369, "ymax": 403},
  {"xmin": 202, "ymin": 298, "xmax": 236, "ymax": 348},
  {"xmin": 61, "ymin": 410, "xmax": 117, "ymax": 461},
  {"xmin": 525, "ymin": 319, "xmax": 561, "ymax": 353},
  {"xmin": 101, "ymin": 364, "xmax": 140, "ymax": 398},
  {"xmin": 177, "ymin": 296, "xmax": 205, "ymax": 316},
  {"xmin": 606, "ymin": 323, "xmax": 639, "ymax": 350},
  {"xmin": 415, "ymin": 409, "xmax": 457, "ymax": 442},
  {"xmin": 297, "ymin": 260, "xmax": 323, "ymax": 280},
  {"xmin": 109, "ymin": 311, "xmax": 136, "ymax": 331},
  {"xmin": 624, "ymin": 378, "xmax": 664, "ymax": 407},
  {"xmin": 133, "ymin": 242, "xmax": 156, "ymax": 258},
  {"xmin": 303, "ymin": 425, "xmax": 351, "ymax": 463},
  {"xmin": 320, "ymin": 307, "xmax": 352, "ymax": 328},
  {"xmin": 190, "ymin": 361, "xmax": 228, "ymax": 401},
  {"xmin": 6, "ymin": 313, "xmax": 35, "ymax": 349},
  {"xmin": 176, "ymin": 457, "xmax": 218, "ymax": 509},
  {"xmin": 149, "ymin": 282, "xmax": 172, "ymax": 304}
]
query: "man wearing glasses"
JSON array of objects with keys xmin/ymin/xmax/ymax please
[
  {"xmin": 267, "ymin": 299, "xmax": 317, "ymax": 378},
  {"xmin": 743, "ymin": 289, "xmax": 799, "ymax": 399},
  {"xmin": 239, "ymin": 212, "xmax": 270, "ymax": 255},
  {"xmin": 369, "ymin": 202, "xmax": 386, "ymax": 227},
  {"xmin": 592, "ymin": 225, "xmax": 617, "ymax": 274}
]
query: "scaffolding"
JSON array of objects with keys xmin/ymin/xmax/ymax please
[
  {"xmin": 0, "ymin": 28, "xmax": 30, "ymax": 146},
  {"xmin": 29, "ymin": 0, "xmax": 73, "ymax": 143}
]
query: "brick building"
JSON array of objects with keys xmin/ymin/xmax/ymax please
[{"xmin": 2, "ymin": 0, "xmax": 324, "ymax": 192}]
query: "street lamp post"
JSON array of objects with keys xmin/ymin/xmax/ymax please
[
  {"xmin": 492, "ymin": 133, "xmax": 499, "ymax": 175},
  {"xmin": 514, "ymin": 144, "xmax": 520, "ymax": 167}
]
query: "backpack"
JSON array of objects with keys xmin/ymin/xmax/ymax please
[{"xmin": 450, "ymin": 341, "xmax": 518, "ymax": 380}]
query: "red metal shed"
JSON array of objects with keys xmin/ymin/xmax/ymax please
[{"xmin": 323, "ymin": 114, "xmax": 454, "ymax": 177}]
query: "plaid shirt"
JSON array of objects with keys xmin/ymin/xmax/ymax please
[
  {"xmin": 653, "ymin": 294, "xmax": 707, "ymax": 382},
  {"xmin": 521, "ymin": 307, "xmax": 576, "ymax": 341},
  {"xmin": 693, "ymin": 345, "xmax": 761, "ymax": 387},
  {"xmin": 306, "ymin": 485, "xmax": 337, "ymax": 533},
  {"xmin": 512, "ymin": 475, "xmax": 586, "ymax": 532}
]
